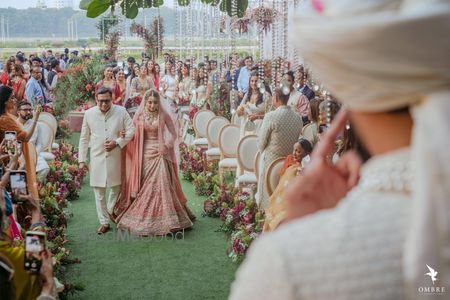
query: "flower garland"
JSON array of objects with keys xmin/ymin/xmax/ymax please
[{"xmin": 250, "ymin": 6, "xmax": 278, "ymax": 34}]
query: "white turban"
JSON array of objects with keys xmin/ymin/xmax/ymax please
[{"xmin": 293, "ymin": 0, "xmax": 450, "ymax": 298}]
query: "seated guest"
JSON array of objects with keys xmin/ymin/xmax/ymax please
[
  {"xmin": 300, "ymin": 98, "xmax": 321, "ymax": 146},
  {"xmin": 257, "ymin": 88, "xmax": 303, "ymax": 210},
  {"xmin": 16, "ymin": 101, "xmax": 50, "ymax": 182},
  {"xmin": 285, "ymin": 71, "xmax": 310, "ymax": 123},
  {"xmin": 230, "ymin": 1, "xmax": 449, "ymax": 299},
  {"xmin": 263, "ymin": 138, "xmax": 313, "ymax": 232}
]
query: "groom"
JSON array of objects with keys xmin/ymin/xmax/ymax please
[{"xmin": 79, "ymin": 86, "xmax": 135, "ymax": 234}]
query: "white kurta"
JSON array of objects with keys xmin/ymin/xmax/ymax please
[
  {"xmin": 78, "ymin": 105, "xmax": 135, "ymax": 188},
  {"xmin": 23, "ymin": 119, "xmax": 49, "ymax": 173}
]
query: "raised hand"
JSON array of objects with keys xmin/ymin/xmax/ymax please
[{"xmin": 284, "ymin": 110, "xmax": 363, "ymax": 222}]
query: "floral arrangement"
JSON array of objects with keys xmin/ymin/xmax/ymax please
[
  {"xmin": 203, "ymin": 182, "xmax": 238, "ymax": 218},
  {"xmin": 180, "ymin": 143, "xmax": 207, "ymax": 182},
  {"xmin": 209, "ymin": 81, "xmax": 232, "ymax": 120},
  {"xmin": 204, "ymin": 184, "xmax": 265, "ymax": 262},
  {"xmin": 192, "ymin": 161, "xmax": 219, "ymax": 196},
  {"xmin": 130, "ymin": 16, "xmax": 165, "ymax": 59},
  {"xmin": 232, "ymin": 16, "xmax": 251, "ymax": 34},
  {"xmin": 38, "ymin": 141, "xmax": 86, "ymax": 297},
  {"xmin": 53, "ymin": 58, "xmax": 104, "ymax": 119},
  {"xmin": 105, "ymin": 31, "xmax": 121, "ymax": 60},
  {"xmin": 250, "ymin": 6, "xmax": 279, "ymax": 33},
  {"xmin": 222, "ymin": 192, "xmax": 265, "ymax": 262}
]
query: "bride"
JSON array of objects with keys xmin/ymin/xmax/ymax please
[{"xmin": 114, "ymin": 89, "xmax": 195, "ymax": 236}]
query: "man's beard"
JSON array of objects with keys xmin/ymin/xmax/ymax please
[{"xmin": 22, "ymin": 114, "xmax": 32, "ymax": 121}]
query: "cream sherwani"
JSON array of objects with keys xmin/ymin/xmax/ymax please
[
  {"xmin": 230, "ymin": 149, "xmax": 413, "ymax": 300},
  {"xmin": 78, "ymin": 105, "xmax": 135, "ymax": 225},
  {"xmin": 257, "ymin": 106, "xmax": 303, "ymax": 209}
]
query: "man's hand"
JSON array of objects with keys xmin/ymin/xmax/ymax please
[
  {"xmin": 79, "ymin": 162, "xmax": 89, "ymax": 172},
  {"xmin": 248, "ymin": 114, "xmax": 259, "ymax": 122},
  {"xmin": 284, "ymin": 111, "xmax": 362, "ymax": 222},
  {"xmin": 104, "ymin": 140, "xmax": 118, "ymax": 152}
]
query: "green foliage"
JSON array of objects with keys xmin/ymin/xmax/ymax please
[
  {"xmin": 81, "ymin": 0, "xmax": 249, "ymax": 19},
  {"xmin": 86, "ymin": 0, "xmax": 113, "ymax": 18},
  {"xmin": 53, "ymin": 57, "xmax": 105, "ymax": 118}
]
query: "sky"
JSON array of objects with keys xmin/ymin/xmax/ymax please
[{"xmin": 0, "ymin": 0, "xmax": 174, "ymax": 9}]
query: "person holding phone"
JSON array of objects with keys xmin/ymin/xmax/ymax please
[
  {"xmin": 0, "ymin": 147, "xmax": 56, "ymax": 300},
  {"xmin": 0, "ymin": 85, "xmax": 41, "ymax": 198}
]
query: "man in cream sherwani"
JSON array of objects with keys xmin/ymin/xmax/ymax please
[
  {"xmin": 257, "ymin": 89, "xmax": 303, "ymax": 210},
  {"xmin": 78, "ymin": 86, "xmax": 135, "ymax": 234}
]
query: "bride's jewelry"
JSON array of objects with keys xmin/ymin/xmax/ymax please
[{"xmin": 145, "ymin": 110, "xmax": 159, "ymax": 124}]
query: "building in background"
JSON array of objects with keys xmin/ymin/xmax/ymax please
[
  {"xmin": 36, "ymin": 0, "xmax": 48, "ymax": 9},
  {"xmin": 49, "ymin": 0, "xmax": 73, "ymax": 9}
]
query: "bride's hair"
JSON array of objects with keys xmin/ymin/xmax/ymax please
[{"xmin": 144, "ymin": 89, "xmax": 160, "ymax": 102}]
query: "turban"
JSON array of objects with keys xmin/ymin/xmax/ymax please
[{"xmin": 293, "ymin": 0, "xmax": 450, "ymax": 298}]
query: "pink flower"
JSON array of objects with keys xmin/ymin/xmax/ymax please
[{"xmin": 312, "ymin": 0, "xmax": 324, "ymax": 13}]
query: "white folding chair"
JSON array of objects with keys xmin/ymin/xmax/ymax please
[
  {"xmin": 192, "ymin": 110, "xmax": 216, "ymax": 148},
  {"xmin": 265, "ymin": 157, "xmax": 286, "ymax": 197},
  {"xmin": 205, "ymin": 116, "xmax": 230, "ymax": 161},
  {"xmin": 218, "ymin": 124, "xmax": 240, "ymax": 184},
  {"xmin": 236, "ymin": 135, "xmax": 258, "ymax": 191}
]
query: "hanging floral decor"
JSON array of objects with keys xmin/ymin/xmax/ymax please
[
  {"xmin": 250, "ymin": 6, "xmax": 278, "ymax": 34},
  {"xmin": 130, "ymin": 16, "xmax": 165, "ymax": 59},
  {"xmin": 104, "ymin": 31, "xmax": 121, "ymax": 60},
  {"xmin": 232, "ymin": 16, "xmax": 251, "ymax": 34}
]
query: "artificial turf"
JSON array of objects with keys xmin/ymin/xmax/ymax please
[{"xmin": 65, "ymin": 134, "xmax": 238, "ymax": 300}]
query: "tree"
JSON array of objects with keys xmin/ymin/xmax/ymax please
[{"xmin": 80, "ymin": 0, "xmax": 248, "ymax": 19}]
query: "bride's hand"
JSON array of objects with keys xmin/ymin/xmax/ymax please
[{"xmin": 284, "ymin": 110, "xmax": 362, "ymax": 222}]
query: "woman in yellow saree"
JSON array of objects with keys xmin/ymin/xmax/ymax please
[{"xmin": 263, "ymin": 138, "xmax": 313, "ymax": 232}]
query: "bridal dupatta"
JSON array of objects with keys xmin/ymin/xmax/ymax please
[{"xmin": 113, "ymin": 92, "xmax": 185, "ymax": 219}]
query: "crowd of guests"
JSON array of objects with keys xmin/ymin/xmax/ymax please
[
  {"xmin": 0, "ymin": 84, "xmax": 57, "ymax": 299},
  {"xmin": 2, "ymin": 2, "xmax": 446, "ymax": 296},
  {"xmin": 0, "ymin": 48, "xmax": 85, "ymax": 108},
  {"xmin": 0, "ymin": 47, "xmax": 85, "ymax": 300}
]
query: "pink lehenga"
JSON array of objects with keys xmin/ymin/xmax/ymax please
[{"xmin": 114, "ymin": 95, "xmax": 195, "ymax": 236}]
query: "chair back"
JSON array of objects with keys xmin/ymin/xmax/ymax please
[
  {"xmin": 265, "ymin": 157, "xmax": 286, "ymax": 196},
  {"xmin": 301, "ymin": 123, "xmax": 317, "ymax": 145},
  {"xmin": 218, "ymin": 124, "xmax": 240, "ymax": 158},
  {"xmin": 38, "ymin": 112, "xmax": 57, "ymax": 136},
  {"xmin": 206, "ymin": 116, "xmax": 230, "ymax": 148},
  {"xmin": 193, "ymin": 110, "xmax": 215, "ymax": 138},
  {"xmin": 37, "ymin": 121, "xmax": 54, "ymax": 152},
  {"xmin": 237, "ymin": 135, "xmax": 258, "ymax": 172}
]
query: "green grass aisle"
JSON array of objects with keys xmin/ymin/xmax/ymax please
[{"xmin": 65, "ymin": 134, "xmax": 238, "ymax": 300}]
